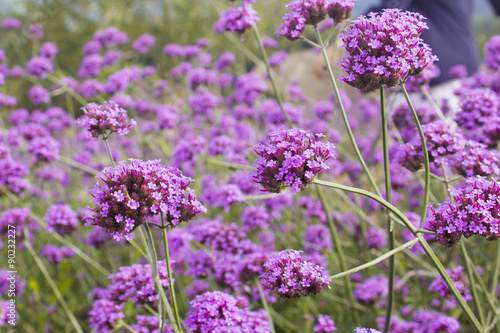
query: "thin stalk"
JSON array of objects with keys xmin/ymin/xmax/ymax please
[
  {"xmin": 252, "ymin": 26, "xmax": 294, "ymax": 128},
  {"xmin": 117, "ymin": 320, "xmax": 138, "ymax": 333},
  {"xmin": 57, "ymin": 156, "xmax": 99, "ymax": 176},
  {"xmin": 24, "ymin": 240, "xmax": 84, "ymax": 333},
  {"xmin": 470, "ymin": 264, "xmax": 500, "ymax": 328},
  {"xmin": 490, "ymin": 242, "xmax": 500, "ymax": 303},
  {"xmin": 316, "ymin": 185, "xmax": 360, "ymax": 327},
  {"xmin": 242, "ymin": 192, "xmax": 287, "ymax": 201},
  {"xmin": 329, "ymin": 238, "xmax": 419, "ymax": 280},
  {"xmin": 461, "ymin": 242, "xmax": 486, "ymax": 327},
  {"xmin": 313, "ymin": 25, "xmax": 381, "ymax": 196},
  {"xmin": 161, "ymin": 213, "xmax": 184, "ymax": 333},
  {"xmin": 380, "ymin": 86, "xmax": 395, "ymax": 333},
  {"xmin": 256, "ymin": 280, "xmax": 276, "ymax": 333},
  {"xmin": 313, "ymin": 178, "xmax": 485, "ymax": 332},
  {"xmin": 139, "ymin": 225, "xmax": 179, "ymax": 333},
  {"xmin": 103, "ymin": 134, "xmax": 116, "ymax": 167},
  {"xmin": 420, "ymin": 86, "xmax": 446, "ymax": 121},
  {"xmin": 400, "ymin": 84, "xmax": 430, "ymax": 226}
]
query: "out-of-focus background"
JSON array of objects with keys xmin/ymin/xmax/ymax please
[{"xmin": 1, "ymin": 0, "xmax": 499, "ymax": 75}]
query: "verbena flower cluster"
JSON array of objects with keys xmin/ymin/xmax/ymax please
[
  {"xmin": 260, "ymin": 249, "xmax": 331, "ymax": 298},
  {"xmin": 214, "ymin": 4, "xmax": 260, "ymax": 40},
  {"xmin": 76, "ymin": 100, "xmax": 137, "ymax": 138},
  {"xmin": 183, "ymin": 291, "xmax": 270, "ymax": 332},
  {"xmin": 338, "ymin": 8, "xmax": 438, "ymax": 91},
  {"xmin": 84, "ymin": 159, "xmax": 206, "ymax": 240},
  {"xmin": 426, "ymin": 176, "xmax": 500, "ymax": 247},
  {"xmin": 428, "ymin": 266, "xmax": 472, "ymax": 311},
  {"xmin": 252, "ymin": 128, "xmax": 334, "ymax": 194},
  {"xmin": 276, "ymin": 0, "xmax": 355, "ymax": 40}
]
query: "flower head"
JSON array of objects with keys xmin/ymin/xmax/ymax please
[
  {"xmin": 484, "ymin": 35, "xmax": 500, "ymax": 70},
  {"xmin": 44, "ymin": 204, "xmax": 79, "ymax": 236},
  {"xmin": 252, "ymin": 128, "xmax": 334, "ymax": 194},
  {"xmin": 426, "ymin": 176, "xmax": 500, "ymax": 247},
  {"xmin": 260, "ymin": 249, "xmax": 331, "ymax": 298},
  {"xmin": 338, "ymin": 9, "xmax": 438, "ymax": 91},
  {"xmin": 214, "ymin": 4, "xmax": 260, "ymax": 40},
  {"xmin": 84, "ymin": 159, "xmax": 206, "ymax": 241},
  {"xmin": 76, "ymin": 101, "xmax": 137, "ymax": 138}
]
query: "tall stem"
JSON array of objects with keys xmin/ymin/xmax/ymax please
[
  {"xmin": 24, "ymin": 240, "xmax": 84, "ymax": 333},
  {"xmin": 313, "ymin": 178, "xmax": 485, "ymax": 332},
  {"xmin": 256, "ymin": 279, "xmax": 276, "ymax": 333},
  {"xmin": 161, "ymin": 213, "xmax": 184, "ymax": 333},
  {"xmin": 400, "ymin": 84, "xmax": 430, "ymax": 226},
  {"xmin": 103, "ymin": 134, "xmax": 116, "ymax": 167},
  {"xmin": 252, "ymin": 26, "xmax": 294, "ymax": 128},
  {"xmin": 313, "ymin": 25, "xmax": 381, "ymax": 196},
  {"xmin": 380, "ymin": 87, "xmax": 395, "ymax": 333},
  {"xmin": 316, "ymin": 185, "xmax": 360, "ymax": 327}
]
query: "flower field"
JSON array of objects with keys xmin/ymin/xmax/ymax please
[{"xmin": 1, "ymin": 0, "xmax": 500, "ymax": 332}]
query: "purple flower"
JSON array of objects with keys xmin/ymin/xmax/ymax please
[
  {"xmin": 108, "ymin": 260, "xmax": 172, "ymax": 307},
  {"xmin": 44, "ymin": 204, "xmax": 78, "ymax": 236},
  {"xmin": 88, "ymin": 299, "xmax": 125, "ymax": 332},
  {"xmin": 428, "ymin": 266, "xmax": 472, "ymax": 311},
  {"xmin": 449, "ymin": 64, "xmax": 468, "ymax": 79},
  {"xmin": 131, "ymin": 315, "xmax": 174, "ymax": 333},
  {"xmin": 314, "ymin": 314, "xmax": 337, "ymax": 333},
  {"xmin": 103, "ymin": 49, "xmax": 123, "ymax": 66},
  {"xmin": 233, "ymin": 72, "xmax": 268, "ymax": 106},
  {"xmin": 26, "ymin": 56, "xmax": 54, "ymax": 79},
  {"xmin": 404, "ymin": 63, "xmax": 440, "ymax": 92},
  {"xmin": 41, "ymin": 245, "xmax": 75, "ymax": 264},
  {"xmin": 326, "ymin": 0, "xmax": 355, "ymax": 25},
  {"xmin": 29, "ymin": 24, "xmax": 44, "ymax": 40},
  {"xmin": 366, "ymin": 226, "xmax": 386, "ymax": 249},
  {"xmin": 187, "ymin": 67, "xmax": 216, "ymax": 91},
  {"xmin": 354, "ymin": 328, "xmax": 381, "ymax": 333},
  {"xmin": 397, "ymin": 121, "xmax": 466, "ymax": 172},
  {"xmin": 93, "ymin": 27, "xmax": 129, "ymax": 47},
  {"xmin": 183, "ymin": 291, "xmax": 270, "ymax": 332},
  {"xmin": 27, "ymin": 136, "xmax": 60, "ymax": 163},
  {"xmin": 0, "ymin": 207, "xmax": 35, "ymax": 242},
  {"xmin": 40, "ymin": 42, "xmax": 59, "ymax": 59},
  {"xmin": 77, "ymin": 79, "xmax": 104, "ymax": 99},
  {"xmin": 214, "ymin": 4, "xmax": 260, "ymax": 40},
  {"xmin": 1, "ymin": 18, "xmax": 22, "ymax": 29},
  {"xmin": 132, "ymin": 34, "xmax": 156, "ymax": 54},
  {"xmin": 188, "ymin": 90, "xmax": 220, "ymax": 119},
  {"xmin": 338, "ymin": 9, "xmax": 438, "ymax": 91},
  {"xmin": 241, "ymin": 205, "xmax": 271, "ymax": 231},
  {"xmin": 28, "ymin": 85, "xmax": 51, "ymax": 104},
  {"xmin": 252, "ymin": 128, "xmax": 334, "ymax": 194},
  {"xmin": 452, "ymin": 141, "xmax": 500, "ymax": 177},
  {"xmin": 0, "ymin": 270, "xmax": 25, "ymax": 297},
  {"xmin": 0, "ymin": 155, "xmax": 30, "ymax": 197},
  {"xmin": 260, "ymin": 249, "xmax": 331, "ymax": 298},
  {"xmin": 76, "ymin": 101, "xmax": 137, "ymax": 138},
  {"xmin": 78, "ymin": 54, "xmax": 104, "ymax": 78},
  {"xmin": 83, "ymin": 40, "xmax": 103, "ymax": 55},
  {"xmin": 426, "ymin": 176, "xmax": 500, "ymax": 247},
  {"xmin": 484, "ymin": 35, "xmax": 500, "ymax": 70},
  {"xmin": 304, "ymin": 224, "xmax": 333, "ymax": 252},
  {"xmin": 214, "ymin": 51, "xmax": 236, "ymax": 71},
  {"xmin": 84, "ymin": 159, "xmax": 206, "ymax": 241},
  {"xmin": 163, "ymin": 44, "xmax": 201, "ymax": 58},
  {"xmin": 268, "ymin": 50, "xmax": 288, "ymax": 67}
]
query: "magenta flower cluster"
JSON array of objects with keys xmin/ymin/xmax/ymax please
[
  {"xmin": 76, "ymin": 100, "xmax": 137, "ymax": 138},
  {"xmin": 84, "ymin": 159, "xmax": 206, "ymax": 241},
  {"xmin": 483, "ymin": 35, "xmax": 500, "ymax": 70},
  {"xmin": 213, "ymin": 4, "xmax": 260, "ymax": 40},
  {"xmin": 183, "ymin": 291, "xmax": 270, "ymax": 332},
  {"xmin": 338, "ymin": 8, "xmax": 438, "ymax": 91},
  {"xmin": 276, "ymin": 0, "xmax": 355, "ymax": 40},
  {"xmin": 426, "ymin": 176, "xmax": 500, "ymax": 248},
  {"xmin": 44, "ymin": 204, "xmax": 79, "ymax": 236},
  {"xmin": 428, "ymin": 266, "xmax": 472, "ymax": 311},
  {"xmin": 252, "ymin": 128, "xmax": 334, "ymax": 194},
  {"xmin": 260, "ymin": 249, "xmax": 331, "ymax": 298}
]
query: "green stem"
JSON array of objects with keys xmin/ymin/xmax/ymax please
[
  {"xmin": 161, "ymin": 213, "xmax": 184, "ymax": 333},
  {"xmin": 400, "ymin": 84, "xmax": 430, "ymax": 227},
  {"xmin": 57, "ymin": 156, "xmax": 99, "ymax": 176},
  {"xmin": 252, "ymin": 26, "xmax": 294, "ymax": 128},
  {"xmin": 24, "ymin": 240, "xmax": 84, "ymax": 333},
  {"xmin": 256, "ymin": 280, "xmax": 276, "ymax": 333},
  {"xmin": 103, "ymin": 134, "xmax": 116, "ymax": 167},
  {"xmin": 316, "ymin": 185, "xmax": 360, "ymax": 327},
  {"xmin": 420, "ymin": 86, "xmax": 446, "ymax": 121},
  {"xmin": 329, "ymin": 238, "xmax": 419, "ymax": 280},
  {"xmin": 313, "ymin": 178, "xmax": 485, "ymax": 332},
  {"xmin": 380, "ymin": 86, "xmax": 395, "ymax": 333},
  {"xmin": 313, "ymin": 25, "xmax": 381, "ymax": 196},
  {"xmin": 490, "ymin": 242, "xmax": 500, "ymax": 302},
  {"xmin": 461, "ymin": 242, "xmax": 486, "ymax": 327},
  {"xmin": 117, "ymin": 320, "xmax": 138, "ymax": 333}
]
